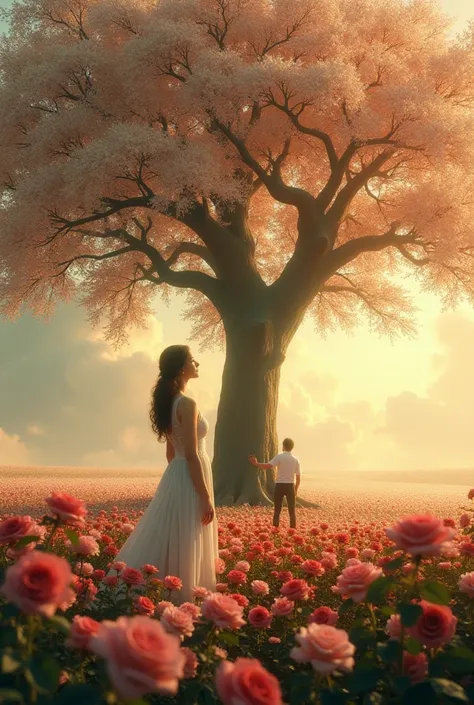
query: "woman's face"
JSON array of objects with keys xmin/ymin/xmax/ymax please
[{"xmin": 182, "ymin": 351, "xmax": 200, "ymax": 381}]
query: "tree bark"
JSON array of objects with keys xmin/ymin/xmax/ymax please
[{"xmin": 212, "ymin": 321, "xmax": 282, "ymax": 506}]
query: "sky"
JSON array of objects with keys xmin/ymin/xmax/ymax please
[{"xmin": 1, "ymin": 0, "xmax": 474, "ymax": 476}]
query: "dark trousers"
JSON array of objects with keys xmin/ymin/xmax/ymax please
[{"xmin": 273, "ymin": 483, "xmax": 296, "ymax": 529}]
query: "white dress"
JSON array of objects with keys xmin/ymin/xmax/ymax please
[{"xmin": 114, "ymin": 394, "xmax": 218, "ymax": 603}]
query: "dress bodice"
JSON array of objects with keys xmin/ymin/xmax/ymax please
[{"xmin": 168, "ymin": 394, "xmax": 209, "ymax": 458}]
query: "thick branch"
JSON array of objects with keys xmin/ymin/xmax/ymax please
[
  {"xmin": 322, "ymin": 224, "xmax": 418, "ymax": 277},
  {"xmin": 212, "ymin": 118, "xmax": 314, "ymax": 209},
  {"xmin": 165, "ymin": 241, "xmax": 217, "ymax": 272}
]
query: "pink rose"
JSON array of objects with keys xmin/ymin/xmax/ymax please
[
  {"xmin": 230, "ymin": 593, "xmax": 249, "ymax": 608},
  {"xmin": 164, "ymin": 575, "xmax": 183, "ymax": 591},
  {"xmin": 0, "ymin": 515, "xmax": 45, "ymax": 545},
  {"xmin": 71, "ymin": 535, "xmax": 100, "ymax": 557},
  {"xmin": 468, "ymin": 489, "xmax": 474, "ymax": 500},
  {"xmin": 142, "ymin": 564, "xmax": 159, "ymax": 575},
  {"xmin": 361, "ymin": 549, "xmax": 376, "ymax": 560},
  {"xmin": 103, "ymin": 575, "xmax": 118, "ymax": 588},
  {"xmin": 459, "ymin": 513, "xmax": 471, "ymax": 528},
  {"xmin": 1, "ymin": 550, "xmax": 75, "ymax": 617},
  {"xmin": 280, "ymin": 578, "xmax": 310, "ymax": 601},
  {"xmin": 385, "ymin": 515, "xmax": 455, "ymax": 556},
  {"xmin": 309, "ymin": 606, "xmax": 338, "ymax": 626},
  {"xmin": 121, "ymin": 568, "xmax": 144, "ymax": 586},
  {"xmin": 216, "ymin": 658, "xmax": 283, "ymax": 705},
  {"xmin": 407, "ymin": 601, "xmax": 457, "ymax": 648},
  {"xmin": 385, "ymin": 614, "xmax": 402, "ymax": 640},
  {"xmin": 92, "ymin": 569, "xmax": 106, "ymax": 581},
  {"xmin": 403, "ymin": 652, "xmax": 428, "ymax": 684},
  {"xmin": 321, "ymin": 555, "xmax": 338, "ymax": 570},
  {"xmin": 459, "ymin": 571, "xmax": 474, "ymax": 598},
  {"xmin": 180, "ymin": 602, "xmax": 201, "ymax": 620},
  {"xmin": 227, "ymin": 570, "xmax": 247, "ymax": 585},
  {"xmin": 110, "ymin": 561, "xmax": 126, "ymax": 573},
  {"xmin": 251, "ymin": 580, "xmax": 269, "ymax": 596},
  {"xmin": 333, "ymin": 562, "xmax": 382, "ymax": 603},
  {"xmin": 181, "ymin": 647, "xmax": 198, "ymax": 679},
  {"xmin": 66, "ymin": 615, "xmax": 100, "ymax": 650},
  {"xmin": 291, "ymin": 623, "xmax": 355, "ymax": 675},
  {"xmin": 271, "ymin": 597, "xmax": 294, "ymax": 617},
  {"xmin": 192, "ymin": 586, "xmax": 210, "ymax": 600},
  {"xmin": 201, "ymin": 593, "xmax": 246, "ymax": 630},
  {"xmin": 90, "ymin": 616, "xmax": 185, "ymax": 699},
  {"xmin": 301, "ymin": 559, "xmax": 325, "ymax": 577},
  {"xmin": 234, "ymin": 561, "xmax": 250, "ymax": 572},
  {"xmin": 155, "ymin": 600, "xmax": 173, "ymax": 616},
  {"xmin": 45, "ymin": 492, "xmax": 87, "ymax": 525},
  {"xmin": 134, "ymin": 596, "xmax": 155, "ymax": 616},
  {"xmin": 248, "ymin": 606, "xmax": 272, "ymax": 629},
  {"xmin": 161, "ymin": 606, "xmax": 194, "ymax": 640}
]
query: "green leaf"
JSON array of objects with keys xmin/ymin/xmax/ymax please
[
  {"xmin": 431, "ymin": 647, "xmax": 474, "ymax": 675},
  {"xmin": 321, "ymin": 690, "xmax": 346, "ymax": 705},
  {"xmin": 64, "ymin": 528, "xmax": 80, "ymax": 546},
  {"xmin": 1, "ymin": 654, "xmax": 20, "ymax": 675},
  {"xmin": 399, "ymin": 603, "xmax": 423, "ymax": 627},
  {"xmin": 25, "ymin": 655, "xmax": 60, "ymax": 694},
  {"xmin": 377, "ymin": 640, "xmax": 402, "ymax": 664},
  {"xmin": 0, "ymin": 690, "xmax": 24, "ymax": 704},
  {"xmin": 14, "ymin": 535, "xmax": 40, "ymax": 549},
  {"xmin": 349, "ymin": 625, "xmax": 374, "ymax": 646},
  {"xmin": 1, "ymin": 604, "xmax": 21, "ymax": 620},
  {"xmin": 47, "ymin": 616, "xmax": 71, "ymax": 635},
  {"xmin": 379, "ymin": 605, "xmax": 395, "ymax": 617},
  {"xmin": 430, "ymin": 678, "xmax": 469, "ymax": 702},
  {"xmin": 419, "ymin": 580, "xmax": 451, "ymax": 606},
  {"xmin": 363, "ymin": 693, "xmax": 386, "ymax": 705},
  {"xmin": 404, "ymin": 637, "xmax": 423, "ymax": 656},
  {"xmin": 338, "ymin": 598, "xmax": 354, "ymax": 615},
  {"xmin": 394, "ymin": 676, "xmax": 412, "ymax": 695},
  {"xmin": 384, "ymin": 556, "xmax": 405, "ymax": 571},
  {"xmin": 217, "ymin": 631, "xmax": 239, "ymax": 647},
  {"xmin": 347, "ymin": 667, "xmax": 384, "ymax": 694},
  {"xmin": 53, "ymin": 684, "xmax": 102, "ymax": 705},
  {"xmin": 366, "ymin": 576, "xmax": 394, "ymax": 604},
  {"xmin": 403, "ymin": 682, "xmax": 436, "ymax": 705}
]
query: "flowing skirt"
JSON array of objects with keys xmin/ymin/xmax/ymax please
[{"xmin": 114, "ymin": 450, "xmax": 218, "ymax": 604}]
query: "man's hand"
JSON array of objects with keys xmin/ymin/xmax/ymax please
[{"xmin": 248, "ymin": 454, "xmax": 258, "ymax": 467}]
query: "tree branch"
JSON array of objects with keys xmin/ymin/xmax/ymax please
[
  {"xmin": 322, "ymin": 223, "xmax": 418, "ymax": 277},
  {"xmin": 164, "ymin": 241, "xmax": 217, "ymax": 272},
  {"xmin": 211, "ymin": 118, "xmax": 314, "ymax": 209}
]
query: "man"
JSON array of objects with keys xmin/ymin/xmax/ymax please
[{"xmin": 249, "ymin": 438, "xmax": 301, "ymax": 529}]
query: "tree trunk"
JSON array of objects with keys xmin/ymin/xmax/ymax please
[{"xmin": 212, "ymin": 321, "xmax": 282, "ymax": 506}]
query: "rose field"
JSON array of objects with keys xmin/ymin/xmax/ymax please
[{"xmin": 0, "ymin": 472, "xmax": 474, "ymax": 705}]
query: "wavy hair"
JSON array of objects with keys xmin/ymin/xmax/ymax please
[{"xmin": 150, "ymin": 345, "xmax": 190, "ymax": 441}]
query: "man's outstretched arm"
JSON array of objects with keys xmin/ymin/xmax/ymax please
[{"xmin": 249, "ymin": 454, "xmax": 274, "ymax": 470}]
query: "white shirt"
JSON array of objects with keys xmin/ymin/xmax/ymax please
[{"xmin": 269, "ymin": 452, "xmax": 301, "ymax": 484}]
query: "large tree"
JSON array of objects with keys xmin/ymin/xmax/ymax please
[{"xmin": 1, "ymin": 0, "xmax": 474, "ymax": 504}]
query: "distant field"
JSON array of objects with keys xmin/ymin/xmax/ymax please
[{"xmin": 0, "ymin": 465, "xmax": 471, "ymax": 523}]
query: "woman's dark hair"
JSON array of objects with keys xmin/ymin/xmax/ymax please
[{"xmin": 150, "ymin": 345, "xmax": 190, "ymax": 442}]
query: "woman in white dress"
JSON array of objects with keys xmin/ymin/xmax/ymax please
[{"xmin": 113, "ymin": 345, "xmax": 218, "ymax": 603}]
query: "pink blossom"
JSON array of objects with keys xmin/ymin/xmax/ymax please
[
  {"xmin": 45, "ymin": 492, "xmax": 87, "ymax": 525},
  {"xmin": 248, "ymin": 606, "xmax": 272, "ymax": 629},
  {"xmin": 280, "ymin": 578, "xmax": 310, "ymax": 601},
  {"xmin": 333, "ymin": 562, "xmax": 383, "ymax": 603},
  {"xmin": 386, "ymin": 515, "xmax": 455, "ymax": 556},
  {"xmin": 291, "ymin": 624, "xmax": 355, "ymax": 675},
  {"xmin": 1, "ymin": 550, "xmax": 75, "ymax": 617},
  {"xmin": 309, "ymin": 606, "xmax": 338, "ymax": 626},
  {"xmin": 164, "ymin": 576, "xmax": 183, "ymax": 591},
  {"xmin": 181, "ymin": 647, "xmax": 198, "ymax": 679},
  {"xmin": 90, "ymin": 616, "xmax": 185, "ymax": 699},
  {"xmin": 0, "ymin": 515, "xmax": 45, "ymax": 545},
  {"xmin": 161, "ymin": 606, "xmax": 194, "ymax": 640},
  {"xmin": 201, "ymin": 593, "xmax": 246, "ymax": 630},
  {"xmin": 70, "ymin": 535, "xmax": 100, "ymax": 557},
  {"xmin": 301, "ymin": 559, "xmax": 325, "ymax": 577},
  {"xmin": 271, "ymin": 597, "xmax": 294, "ymax": 617},
  {"xmin": 407, "ymin": 601, "xmax": 457, "ymax": 648},
  {"xmin": 216, "ymin": 658, "xmax": 283, "ymax": 705},
  {"xmin": 134, "ymin": 596, "xmax": 156, "ymax": 616},
  {"xmin": 66, "ymin": 615, "xmax": 100, "ymax": 650},
  {"xmin": 403, "ymin": 652, "xmax": 428, "ymax": 684},
  {"xmin": 121, "ymin": 568, "xmax": 144, "ymax": 586},
  {"xmin": 459, "ymin": 572, "xmax": 474, "ymax": 598},
  {"xmin": 251, "ymin": 580, "xmax": 269, "ymax": 596}
]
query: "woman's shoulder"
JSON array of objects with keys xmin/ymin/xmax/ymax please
[{"xmin": 175, "ymin": 395, "xmax": 197, "ymax": 415}]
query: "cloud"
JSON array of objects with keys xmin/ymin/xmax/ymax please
[
  {"xmin": 378, "ymin": 313, "xmax": 474, "ymax": 469},
  {"xmin": 0, "ymin": 428, "xmax": 32, "ymax": 464},
  {"xmin": 0, "ymin": 303, "xmax": 167, "ymax": 468}
]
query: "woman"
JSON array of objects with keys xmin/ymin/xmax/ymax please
[{"xmin": 113, "ymin": 345, "xmax": 218, "ymax": 603}]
